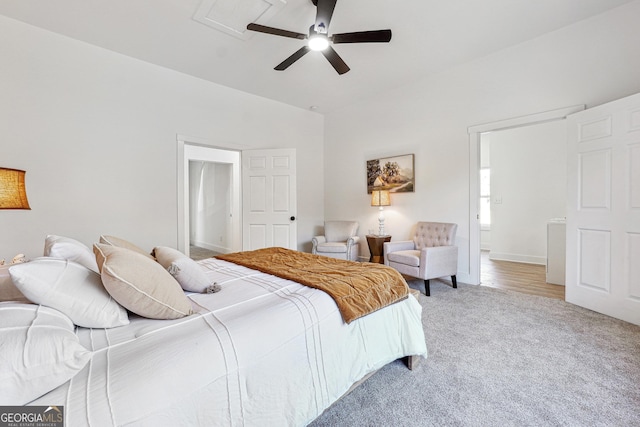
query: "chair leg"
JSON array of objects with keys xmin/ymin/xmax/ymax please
[
  {"xmin": 452, "ymin": 275, "xmax": 457, "ymax": 288},
  {"xmin": 424, "ymin": 279, "xmax": 430, "ymax": 297}
]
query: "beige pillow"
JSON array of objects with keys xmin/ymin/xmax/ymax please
[
  {"xmin": 99, "ymin": 235, "xmax": 153, "ymax": 259},
  {"xmin": 152, "ymin": 246, "xmax": 212, "ymax": 293},
  {"xmin": 94, "ymin": 244, "xmax": 193, "ymax": 320}
]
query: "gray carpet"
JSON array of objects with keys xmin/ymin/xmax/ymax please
[{"xmin": 310, "ymin": 280, "xmax": 640, "ymax": 427}]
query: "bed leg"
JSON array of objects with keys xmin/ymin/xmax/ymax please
[{"xmin": 405, "ymin": 355, "xmax": 418, "ymax": 370}]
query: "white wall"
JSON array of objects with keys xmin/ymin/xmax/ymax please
[
  {"xmin": 0, "ymin": 15, "xmax": 324, "ymax": 260},
  {"xmin": 324, "ymin": 1, "xmax": 640, "ymax": 283},
  {"xmin": 489, "ymin": 120, "xmax": 567, "ymax": 264}
]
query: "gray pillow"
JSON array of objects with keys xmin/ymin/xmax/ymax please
[{"xmin": 152, "ymin": 246, "xmax": 212, "ymax": 293}]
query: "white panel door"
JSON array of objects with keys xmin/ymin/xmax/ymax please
[
  {"xmin": 242, "ymin": 149, "xmax": 297, "ymax": 250},
  {"xmin": 566, "ymin": 92, "xmax": 640, "ymax": 325}
]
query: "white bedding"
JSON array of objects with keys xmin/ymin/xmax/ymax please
[{"xmin": 31, "ymin": 258, "xmax": 427, "ymax": 426}]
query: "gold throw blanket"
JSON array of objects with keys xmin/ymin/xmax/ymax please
[{"xmin": 216, "ymin": 247, "xmax": 409, "ymax": 324}]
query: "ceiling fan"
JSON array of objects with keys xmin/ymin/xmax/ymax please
[{"xmin": 246, "ymin": 0, "xmax": 392, "ymax": 75}]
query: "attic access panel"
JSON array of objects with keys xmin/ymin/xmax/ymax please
[{"xmin": 193, "ymin": 0, "xmax": 287, "ymax": 40}]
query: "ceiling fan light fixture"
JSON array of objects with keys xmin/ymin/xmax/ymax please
[
  {"xmin": 308, "ymin": 34, "xmax": 329, "ymax": 51},
  {"xmin": 246, "ymin": 0, "xmax": 391, "ymax": 74}
]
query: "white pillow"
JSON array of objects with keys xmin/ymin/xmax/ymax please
[
  {"xmin": 9, "ymin": 258, "xmax": 129, "ymax": 328},
  {"xmin": 152, "ymin": 246, "xmax": 212, "ymax": 293},
  {"xmin": 0, "ymin": 303, "xmax": 92, "ymax": 405},
  {"xmin": 43, "ymin": 234, "xmax": 99, "ymax": 273},
  {"xmin": 94, "ymin": 244, "xmax": 194, "ymax": 320}
]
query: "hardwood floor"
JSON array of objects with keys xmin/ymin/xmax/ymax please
[{"xmin": 480, "ymin": 251, "xmax": 565, "ymax": 300}]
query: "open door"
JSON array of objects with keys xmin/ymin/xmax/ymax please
[
  {"xmin": 566, "ymin": 92, "xmax": 640, "ymax": 326},
  {"xmin": 242, "ymin": 149, "xmax": 297, "ymax": 250}
]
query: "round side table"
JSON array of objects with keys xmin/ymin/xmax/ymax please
[{"xmin": 366, "ymin": 234, "xmax": 391, "ymax": 264}]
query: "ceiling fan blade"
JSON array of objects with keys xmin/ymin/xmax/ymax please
[
  {"xmin": 315, "ymin": 0, "xmax": 337, "ymax": 34},
  {"xmin": 332, "ymin": 29, "xmax": 392, "ymax": 44},
  {"xmin": 275, "ymin": 46, "xmax": 311, "ymax": 71},
  {"xmin": 247, "ymin": 23, "xmax": 306, "ymax": 40},
  {"xmin": 322, "ymin": 46, "xmax": 350, "ymax": 75}
]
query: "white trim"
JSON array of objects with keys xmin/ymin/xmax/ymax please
[
  {"xmin": 177, "ymin": 140, "xmax": 186, "ymax": 254},
  {"xmin": 488, "ymin": 252, "xmax": 546, "ymax": 266},
  {"xmin": 468, "ymin": 105, "xmax": 585, "ymax": 134},
  {"xmin": 467, "ymin": 105, "xmax": 585, "ymax": 285},
  {"xmin": 176, "ymin": 134, "xmax": 249, "ymax": 150}
]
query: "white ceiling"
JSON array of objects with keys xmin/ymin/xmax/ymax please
[{"xmin": 0, "ymin": 0, "xmax": 634, "ymax": 114}]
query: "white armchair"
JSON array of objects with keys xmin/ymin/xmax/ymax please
[
  {"xmin": 384, "ymin": 222, "xmax": 458, "ymax": 296},
  {"xmin": 312, "ymin": 221, "xmax": 360, "ymax": 261}
]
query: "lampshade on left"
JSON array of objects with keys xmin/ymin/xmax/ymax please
[{"xmin": 0, "ymin": 168, "xmax": 31, "ymax": 209}]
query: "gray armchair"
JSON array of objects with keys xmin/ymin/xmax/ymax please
[
  {"xmin": 312, "ymin": 221, "xmax": 360, "ymax": 261},
  {"xmin": 384, "ymin": 222, "xmax": 458, "ymax": 296}
]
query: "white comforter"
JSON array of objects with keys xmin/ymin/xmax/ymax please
[{"xmin": 32, "ymin": 258, "xmax": 427, "ymax": 426}]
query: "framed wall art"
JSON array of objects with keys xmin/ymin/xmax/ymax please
[{"xmin": 366, "ymin": 154, "xmax": 415, "ymax": 193}]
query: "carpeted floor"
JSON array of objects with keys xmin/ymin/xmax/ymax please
[{"xmin": 309, "ymin": 279, "xmax": 640, "ymax": 427}]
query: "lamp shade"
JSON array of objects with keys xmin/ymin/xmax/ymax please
[
  {"xmin": 0, "ymin": 168, "xmax": 31, "ymax": 209},
  {"xmin": 371, "ymin": 190, "xmax": 390, "ymax": 207}
]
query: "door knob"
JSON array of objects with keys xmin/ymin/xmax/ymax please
[{"xmin": 290, "ymin": 216, "xmax": 296, "ymax": 221}]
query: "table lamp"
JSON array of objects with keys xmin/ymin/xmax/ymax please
[{"xmin": 371, "ymin": 189, "xmax": 390, "ymax": 235}]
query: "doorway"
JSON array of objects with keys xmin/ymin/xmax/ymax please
[
  {"xmin": 478, "ymin": 123, "xmax": 568, "ymax": 299},
  {"xmin": 177, "ymin": 140, "xmax": 241, "ymax": 258},
  {"xmin": 468, "ymin": 105, "xmax": 585, "ymax": 286},
  {"xmin": 189, "ymin": 160, "xmax": 232, "ymax": 259}
]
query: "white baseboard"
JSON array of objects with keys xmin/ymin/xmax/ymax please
[{"xmin": 488, "ymin": 252, "xmax": 546, "ymax": 266}]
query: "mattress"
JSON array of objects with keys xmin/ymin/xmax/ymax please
[{"xmin": 32, "ymin": 257, "xmax": 427, "ymax": 426}]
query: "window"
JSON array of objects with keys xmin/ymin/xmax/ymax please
[{"xmin": 479, "ymin": 168, "xmax": 491, "ymax": 227}]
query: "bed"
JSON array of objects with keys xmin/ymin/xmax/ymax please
[{"xmin": 1, "ymin": 236, "xmax": 427, "ymax": 426}]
